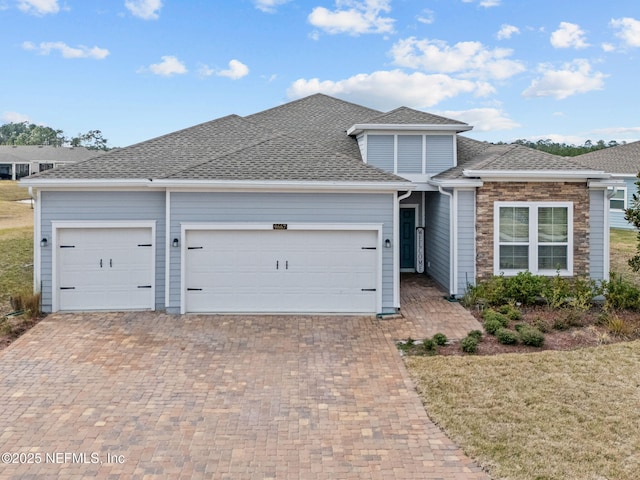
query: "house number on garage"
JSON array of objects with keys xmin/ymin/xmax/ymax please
[{"xmin": 272, "ymin": 224, "xmax": 288, "ymax": 230}]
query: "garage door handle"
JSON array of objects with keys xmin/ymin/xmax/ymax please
[
  {"xmin": 361, "ymin": 288, "xmax": 377, "ymax": 291},
  {"xmin": 187, "ymin": 288, "xmax": 203, "ymax": 291},
  {"xmin": 60, "ymin": 287, "xmax": 76, "ymax": 290},
  {"xmin": 100, "ymin": 259, "xmax": 102, "ymax": 268},
  {"xmin": 110, "ymin": 259, "xmax": 113, "ymax": 268},
  {"xmin": 286, "ymin": 260, "xmax": 288, "ymax": 270},
  {"xmin": 137, "ymin": 285, "xmax": 152, "ymax": 289},
  {"xmin": 276, "ymin": 260, "xmax": 279, "ymax": 270},
  {"xmin": 361, "ymin": 247, "xmax": 377, "ymax": 250}
]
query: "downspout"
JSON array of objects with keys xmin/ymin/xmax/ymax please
[
  {"xmin": 438, "ymin": 186, "xmax": 455, "ymax": 296},
  {"xmin": 393, "ymin": 191, "xmax": 413, "ymax": 311},
  {"xmin": 604, "ymin": 187, "xmax": 618, "ymax": 282}
]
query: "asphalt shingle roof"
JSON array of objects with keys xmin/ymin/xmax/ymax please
[
  {"xmin": 0, "ymin": 145, "xmax": 100, "ymax": 163},
  {"xmin": 572, "ymin": 140, "xmax": 640, "ymax": 175},
  {"xmin": 30, "ymin": 94, "xmax": 405, "ymax": 183},
  {"xmin": 434, "ymin": 141, "xmax": 598, "ymax": 181},
  {"xmin": 361, "ymin": 107, "xmax": 468, "ymax": 126}
]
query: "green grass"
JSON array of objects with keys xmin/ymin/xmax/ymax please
[
  {"xmin": 0, "ymin": 180, "xmax": 30, "ymax": 201},
  {"xmin": 610, "ymin": 228, "xmax": 640, "ymax": 286},
  {"xmin": 406, "ymin": 342, "xmax": 640, "ymax": 480},
  {"xmin": 0, "ymin": 227, "xmax": 33, "ymax": 314}
]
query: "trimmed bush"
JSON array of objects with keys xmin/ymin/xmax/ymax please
[
  {"xmin": 496, "ymin": 328, "xmax": 519, "ymax": 345},
  {"xmin": 498, "ymin": 304, "xmax": 522, "ymax": 321},
  {"xmin": 519, "ymin": 325, "xmax": 545, "ymax": 347},
  {"xmin": 467, "ymin": 329, "xmax": 483, "ymax": 341},
  {"xmin": 484, "ymin": 318, "xmax": 504, "ymax": 335},
  {"xmin": 481, "ymin": 309, "xmax": 509, "ymax": 326},
  {"xmin": 602, "ymin": 273, "xmax": 640, "ymax": 311},
  {"xmin": 422, "ymin": 338, "xmax": 437, "ymax": 353},
  {"xmin": 461, "ymin": 335, "xmax": 479, "ymax": 354},
  {"xmin": 432, "ymin": 333, "xmax": 448, "ymax": 346}
]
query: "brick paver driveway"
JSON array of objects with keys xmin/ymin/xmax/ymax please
[{"xmin": 0, "ymin": 310, "xmax": 488, "ymax": 479}]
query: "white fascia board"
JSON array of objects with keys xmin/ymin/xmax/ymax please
[
  {"xmin": 154, "ymin": 179, "xmax": 416, "ymax": 193},
  {"xmin": 610, "ymin": 173, "xmax": 637, "ymax": 178},
  {"xmin": 588, "ymin": 179, "xmax": 627, "ymax": 188},
  {"xmin": 428, "ymin": 178, "xmax": 483, "ymax": 188},
  {"xmin": 347, "ymin": 123, "xmax": 473, "ymax": 136},
  {"xmin": 462, "ymin": 169, "xmax": 610, "ymax": 181},
  {"xmin": 19, "ymin": 178, "xmax": 153, "ymax": 188}
]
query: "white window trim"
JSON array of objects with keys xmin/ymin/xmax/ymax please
[
  {"xmin": 608, "ymin": 186, "xmax": 627, "ymax": 211},
  {"xmin": 494, "ymin": 202, "xmax": 574, "ymax": 277}
]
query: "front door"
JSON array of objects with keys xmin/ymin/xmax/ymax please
[{"xmin": 400, "ymin": 208, "xmax": 415, "ymax": 270}]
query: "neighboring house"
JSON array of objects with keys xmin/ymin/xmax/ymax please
[
  {"xmin": 0, "ymin": 145, "xmax": 101, "ymax": 180},
  {"xmin": 20, "ymin": 94, "xmax": 620, "ymax": 315},
  {"xmin": 573, "ymin": 141, "xmax": 640, "ymax": 230}
]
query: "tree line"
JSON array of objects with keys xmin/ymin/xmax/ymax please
[
  {"xmin": 500, "ymin": 138, "xmax": 623, "ymax": 157},
  {"xmin": 0, "ymin": 122, "xmax": 111, "ymax": 150}
]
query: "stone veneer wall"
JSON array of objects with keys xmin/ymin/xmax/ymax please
[{"xmin": 476, "ymin": 182, "xmax": 590, "ymax": 281}]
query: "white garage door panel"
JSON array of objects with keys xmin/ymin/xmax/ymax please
[
  {"xmin": 185, "ymin": 229, "xmax": 378, "ymax": 313},
  {"xmin": 57, "ymin": 228, "xmax": 154, "ymax": 311}
]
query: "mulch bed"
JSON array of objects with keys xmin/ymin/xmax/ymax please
[{"xmin": 401, "ymin": 306, "xmax": 640, "ymax": 356}]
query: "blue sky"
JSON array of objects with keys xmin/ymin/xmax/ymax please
[{"xmin": 1, "ymin": 0, "xmax": 639, "ymax": 148}]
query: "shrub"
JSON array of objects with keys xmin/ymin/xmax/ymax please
[
  {"xmin": 570, "ymin": 277, "xmax": 599, "ymax": 311},
  {"xmin": 602, "ymin": 273, "xmax": 640, "ymax": 311},
  {"xmin": 504, "ymin": 271, "xmax": 545, "ymax": 306},
  {"xmin": 482, "ymin": 309, "xmax": 509, "ymax": 327},
  {"xmin": 432, "ymin": 333, "xmax": 448, "ymax": 346},
  {"xmin": 519, "ymin": 325, "xmax": 545, "ymax": 347},
  {"xmin": 461, "ymin": 335, "xmax": 479, "ymax": 354},
  {"xmin": 468, "ymin": 275, "xmax": 508, "ymax": 306},
  {"xmin": 532, "ymin": 316, "xmax": 552, "ymax": 333},
  {"xmin": 542, "ymin": 274, "xmax": 570, "ymax": 309},
  {"xmin": 422, "ymin": 338, "xmax": 437, "ymax": 353},
  {"xmin": 498, "ymin": 303, "xmax": 522, "ymax": 321},
  {"xmin": 483, "ymin": 318, "xmax": 503, "ymax": 335},
  {"xmin": 496, "ymin": 328, "xmax": 519, "ymax": 345},
  {"xmin": 467, "ymin": 329, "xmax": 483, "ymax": 341}
]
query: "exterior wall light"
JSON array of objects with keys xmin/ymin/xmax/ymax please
[
  {"xmin": 172, "ymin": 238, "xmax": 179, "ymax": 248},
  {"xmin": 384, "ymin": 239, "xmax": 391, "ymax": 248},
  {"xmin": 40, "ymin": 238, "xmax": 48, "ymax": 247}
]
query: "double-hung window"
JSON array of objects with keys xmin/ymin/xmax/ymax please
[{"xmin": 495, "ymin": 202, "xmax": 573, "ymax": 275}]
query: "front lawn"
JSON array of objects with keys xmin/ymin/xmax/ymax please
[{"xmin": 407, "ymin": 342, "xmax": 640, "ymax": 480}]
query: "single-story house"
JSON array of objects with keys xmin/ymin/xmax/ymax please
[
  {"xmin": 0, "ymin": 145, "xmax": 101, "ymax": 180},
  {"xmin": 574, "ymin": 140, "xmax": 640, "ymax": 230},
  {"xmin": 20, "ymin": 94, "xmax": 621, "ymax": 315}
]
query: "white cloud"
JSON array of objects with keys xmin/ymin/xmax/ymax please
[
  {"xmin": 287, "ymin": 70, "xmax": 492, "ymax": 111},
  {"xmin": 22, "ymin": 41, "xmax": 110, "ymax": 59},
  {"xmin": 390, "ymin": 37, "xmax": 525, "ymax": 80},
  {"xmin": 17, "ymin": 0, "xmax": 58, "ymax": 15},
  {"xmin": 522, "ymin": 59, "xmax": 607, "ymax": 99},
  {"xmin": 462, "ymin": 0, "xmax": 501, "ymax": 7},
  {"xmin": 550, "ymin": 22, "xmax": 589, "ymax": 49},
  {"xmin": 308, "ymin": 0, "xmax": 395, "ymax": 36},
  {"xmin": 125, "ymin": 0, "xmax": 162, "ymax": 20},
  {"xmin": 2, "ymin": 111, "xmax": 31, "ymax": 124},
  {"xmin": 497, "ymin": 24, "xmax": 519, "ymax": 40},
  {"xmin": 610, "ymin": 17, "xmax": 640, "ymax": 47},
  {"xmin": 217, "ymin": 59, "xmax": 249, "ymax": 80},
  {"xmin": 254, "ymin": 0, "xmax": 291, "ymax": 13},
  {"xmin": 417, "ymin": 9, "xmax": 434, "ymax": 25},
  {"xmin": 601, "ymin": 42, "xmax": 615, "ymax": 52},
  {"xmin": 146, "ymin": 56, "xmax": 187, "ymax": 76},
  {"xmin": 436, "ymin": 108, "xmax": 520, "ymax": 131}
]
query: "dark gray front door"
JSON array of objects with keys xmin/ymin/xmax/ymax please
[{"xmin": 400, "ymin": 208, "xmax": 415, "ymax": 270}]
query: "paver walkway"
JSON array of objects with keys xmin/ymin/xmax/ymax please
[{"xmin": 0, "ymin": 278, "xmax": 487, "ymax": 479}]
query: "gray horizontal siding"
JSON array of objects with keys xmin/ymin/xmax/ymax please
[
  {"xmin": 425, "ymin": 135, "xmax": 454, "ymax": 175},
  {"xmin": 366, "ymin": 135, "xmax": 394, "ymax": 172},
  {"xmin": 425, "ymin": 191, "xmax": 450, "ymax": 292},
  {"xmin": 456, "ymin": 190, "xmax": 475, "ymax": 294},
  {"xmin": 610, "ymin": 177, "xmax": 635, "ymax": 230},
  {"xmin": 169, "ymin": 192, "xmax": 395, "ymax": 312},
  {"xmin": 589, "ymin": 189, "xmax": 606, "ymax": 281},
  {"xmin": 40, "ymin": 191, "xmax": 165, "ymax": 312},
  {"xmin": 397, "ymin": 135, "xmax": 422, "ymax": 174}
]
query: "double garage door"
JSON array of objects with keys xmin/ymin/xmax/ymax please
[
  {"xmin": 184, "ymin": 229, "xmax": 380, "ymax": 313},
  {"xmin": 54, "ymin": 226, "xmax": 379, "ymax": 313},
  {"xmin": 56, "ymin": 227, "xmax": 155, "ymax": 311}
]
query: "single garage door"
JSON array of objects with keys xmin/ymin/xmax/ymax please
[
  {"xmin": 185, "ymin": 229, "xmax": 379, "ymax": 313},
  {"xmin": 56, "ymin": 227, "xmax": 154, "ymax": 311}
]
